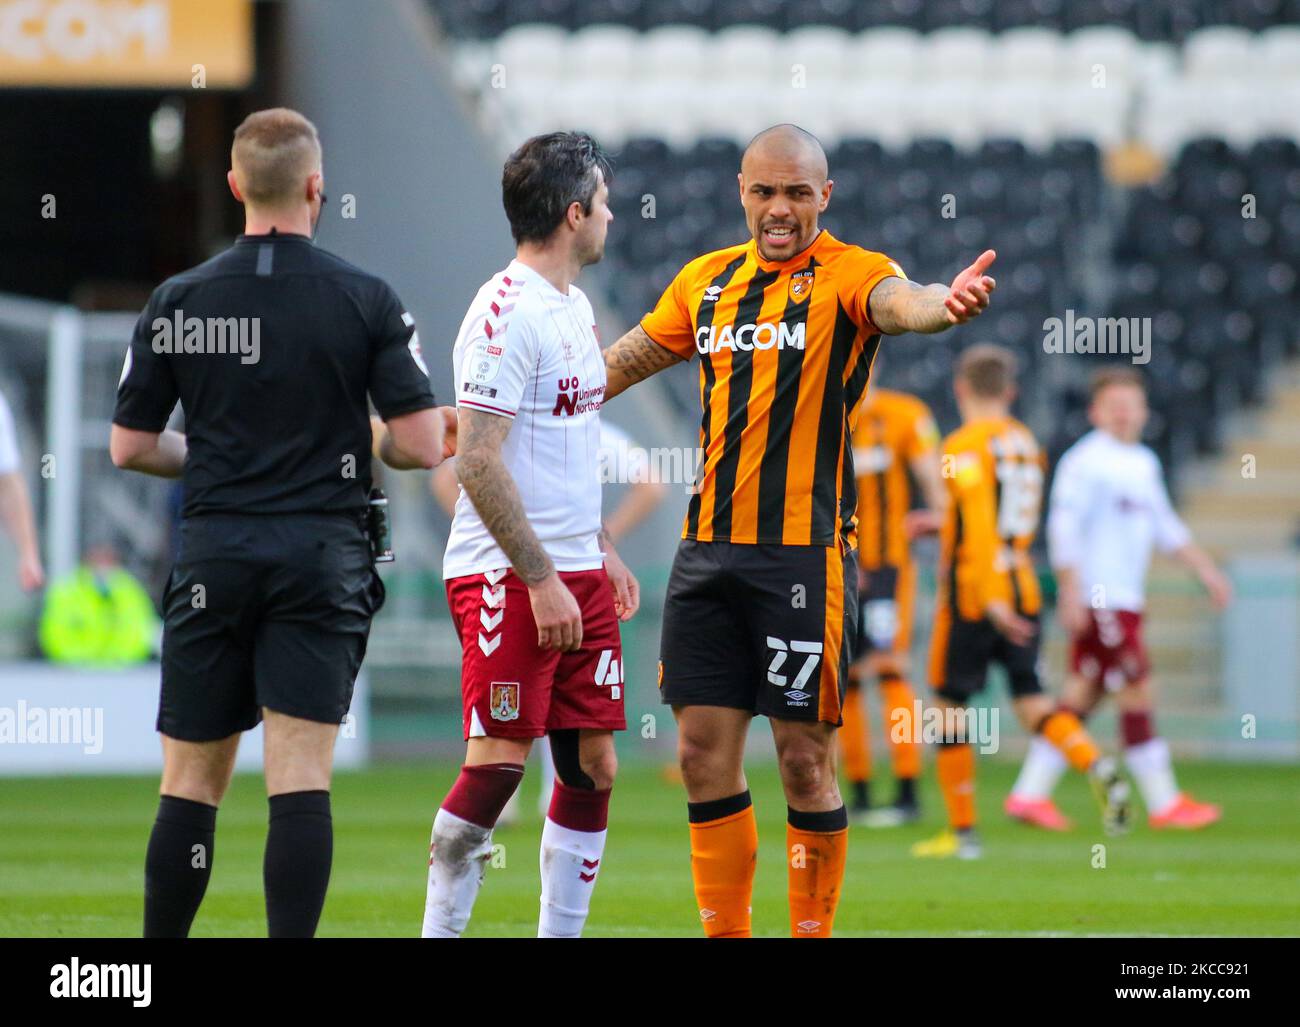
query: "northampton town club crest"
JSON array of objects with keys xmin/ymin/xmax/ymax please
[
  {"xmin": 789, "ymin": 268, "xmax": 815, "ymax": 303},
  {"xmin": 489, "ymin": 681, "xmax": 520, "ymax": 722}
]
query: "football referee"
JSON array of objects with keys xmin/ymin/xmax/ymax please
[{"xmin": 111, "ymin": 108, "xmax": 451, "ymax": 938}]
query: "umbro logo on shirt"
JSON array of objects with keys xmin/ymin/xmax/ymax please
[{"xmin": 701, "ymin": 285, "xmax": 723, "ymax": 302}]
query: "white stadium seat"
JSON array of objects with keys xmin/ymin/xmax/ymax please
[
  {"xmin": 638, "ymin": 25, "xmax": 709, "ymax": 89},
  {"xmin": 1063, "ymin": 26, "xmax": 1141, "ymax": 89},
  {"xmin": 569, "ymin": 25, "xmax": 638, "ymax": 83},
  {"xmin": 1050, "ymin": 81, "xmax": 1131, "ymax": 150},
  {"xmin": 494, "ymin": 23, "xmax": 569, "ymax": 89},
  {"xmin": 784, "ymin": 25, "xmax": 850, "ymax": 90},
  {"xmin": 995, "ymin": 27, "xmax": 1066, "ymax": 82},
  {"xmin": 713, "ymin": 26, "xmax": 783, "ymax": 87},
  {"xmin": 622, "ymin": 81, "xmax": 704, "ymax": 148},
  {"xmin": 835, "ymin": 77, "xmax": 918, "ymax": 149},
  {"xmin": 850, "ymin": 27, "xmax": 923, "ymax": 83},
  {"xmin": 1257, "ymin": 26, "xmax": 1300, "ymax": 82},
  {"xmin": 1184, "ymin": 26, "xmax": 1255, "ymax": 82},
  {"xmin": 918, "ymin": 27, "xmax": 992, "ymax": 85},
  {"xmin": 462, "ymin": 23, "xmax": 1295, "ymax": 158},
  {"xmin": 978, "ymin": 81, "xmax": 1053, "ymax": 150}
]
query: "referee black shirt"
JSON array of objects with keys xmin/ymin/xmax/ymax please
[{"xmin": 113, "ymin": 231, "xmax": 435, "ymax": 514}]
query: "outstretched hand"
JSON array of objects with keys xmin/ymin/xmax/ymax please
[{"xmin": 945, "ymin": 249, "xmax": 997, "ymax": 325}]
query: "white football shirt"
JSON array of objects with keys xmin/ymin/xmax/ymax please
[
  {"xmin": 1047, "ymin": 429, "xmax": 1191, "ymax": 612},
  {"xmin": 0, "ymin": 389, "xmax": 21, "ymax": 476},
  {"xmin": 443, "ymin": 259, "xmax": 606, "ymax": 579}
]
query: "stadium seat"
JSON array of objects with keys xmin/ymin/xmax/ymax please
[
  {"xmin": 995, "ymin": 26, "xmax": 1065, "ymax": 81},
  {"xmin": 1184, "ymin": 26, "xmax": 1257, "ymax": 81}
]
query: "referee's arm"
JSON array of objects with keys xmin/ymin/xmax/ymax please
[
  {"xmin": 111, "ymin": 297, "xmax": 187, "ymax": 477},
  {"xmin": 371, "ymin": 408, "xmax": 449, "ymax": 470}
]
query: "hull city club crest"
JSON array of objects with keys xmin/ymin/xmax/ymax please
[
  {"xmin": 489, "ymin": 681, "xmax": 520, "ymax": 721},
  {"xmin": 789, "ymin": 268, "xmax": 815, "ymax": 302}
]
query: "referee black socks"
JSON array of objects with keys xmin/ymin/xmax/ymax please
[
  {"xmin": 264, "ymin": 789, "xmax": 333, "ymax": 938},
  {"xmin": 144, "ymin": 795, "xmax": 217, "ymax": 938}
]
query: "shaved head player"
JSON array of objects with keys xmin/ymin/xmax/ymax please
[{"xmin": 601, "ymin": 124, "xmax": 997, "ymax": 937}]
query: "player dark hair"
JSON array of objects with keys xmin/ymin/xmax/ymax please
[
  {"xmin": 1089, "ymin": 365, "xmax": 1146, "ymax": 400},
  {"xmin": 955, "ymin": 343, "xmax": 1018, "ymax": 398},
  {"xmin": 501, "ymin": 131, "xmax": 613, "ymax": 245}
]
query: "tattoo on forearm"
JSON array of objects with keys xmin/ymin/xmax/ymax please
[
  {"xmin": 456, "ymin": 411, "xmax": 554, "ymax": 585},
  {"xmin": 870, "ymin": 279, "xmax": 951, "ymax": 335},
  {"xmin": 603, "ymin": 326, "xmax": 684, "ymax": 398}
]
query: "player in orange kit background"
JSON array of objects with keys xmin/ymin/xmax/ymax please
[
  {"xmin": 841, "ymin": 382, "xmax": 944, "ymax": 826},
  {"xmin": 912, "ymin": 345, "xmax": 1131, "ymax": 860}
]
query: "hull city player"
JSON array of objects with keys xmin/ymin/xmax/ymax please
[
  {"xmin": 601, "ymin": 124, "xmax": 1000, "ymax": 937},
  {"xmin": 911, "ymin": 346, "xmax": 1130, "ymax": 861},
  {"xmin": 419, "ymin": 133, "xmax": 640, "ymax": 939},
  {"xmin": 841, "ymin": 383, "xmax": 944, "ymax": 826},
  {"xmin": 1006, "ymin": 367, "xmax": 1230, "ymax": 831}
]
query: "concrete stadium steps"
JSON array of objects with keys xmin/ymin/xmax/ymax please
[{"xmin": 1181, "ymin": 360, "xmax": 1300, "ymax": 554}]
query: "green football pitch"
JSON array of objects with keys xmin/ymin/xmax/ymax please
[{"xmin": 1, "ymin": 759, "xmax": 1296, "ymax": 937}]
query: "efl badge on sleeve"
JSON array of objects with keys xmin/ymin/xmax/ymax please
[
  {"xmin": 789, "ymin": 268, "xmax": 815, "ymax": 303},
  {"xmin": 489, "ymin": 682, "xmax": 520, "ymax": 722}
]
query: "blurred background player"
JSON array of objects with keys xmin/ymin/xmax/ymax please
[
  {"xmin": 0, "ymin": 386, "xmax": 44, "ymax": 593},
  {"xmin": 1006, "ymin": 367, "xmax": 1231, "ymax": 831},
  {"xmin": 39, "ymin": 544, "xmax": 158, "ymax": 667},
  {"xmin": 602, "ymin": 123, "xmax": 999, "ymax": 936},
  {"xmin": 841, "ymin": 379, "xmax": 943, "ymax": 826},
  {"xmin": 431, "ymin": 419, "xmax": 666, "ymax": 821},
  {"xmin": 913, "ymin": 345, "xmax": 1130, "ymax": 860},
  {"xmin": 421, "ymin": 132, "xmax": 640, "ymax": 939}
]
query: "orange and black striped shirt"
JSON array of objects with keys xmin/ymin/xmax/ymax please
[
  {"xmin": 852, "ymin": 388, "xmax": 939, "ymax": 570},
  {"xmin": 937, "ymin": 415, "xmax": 1045, "ymax": 621},
  {"xmin": 640, "ymin": 230, "xmax": 904, "ymax": 550}
]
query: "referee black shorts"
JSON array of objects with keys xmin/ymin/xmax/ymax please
[
  {"xmin": 158, "ymin": 511, "xmax": 385, "ymax": 741},
  {"xmin": 658, "ymin": 540, "xmax": 857, "ymax": 724}
]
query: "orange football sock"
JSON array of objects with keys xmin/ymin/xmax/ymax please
[
  {"xmin": 839, "ymin": 685, "xmax": 871, "ymax": 783},
  {"xmin": 881, "ymin": 675, "xmax": 921, "ymax": 779},
  {"xmin": 787, "ymin": 807, "xmax": 849, "ymax": 938},
  {"xmin": 1040, "ymin": 709, "xmax": 1100, "ymax": 772},
  {"xmin": 688, "ymin": 792, "xmax": 758, "ymax": 938},
  {"xmin": 936, "ymin": 742, "xmax": 976, "ymax": 830}
]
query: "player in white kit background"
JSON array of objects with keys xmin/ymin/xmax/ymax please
[
  {"xmin": 0, "ymin": 387, "xmax": 44, "ymax": 593},
  {"xmin": 422, "ymin": 132, "xmax": 640, "ymax": 938},
  {"xmin": 1007, "ymin": 368, "xmax": 1231, "ymax": 830},
  {"xmin": 431, "ymin": 418, "xmax": 668, "ymax": 821}
]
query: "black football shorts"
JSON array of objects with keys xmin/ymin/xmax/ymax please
[
  {"xmin": 158, "ymin": 511, "xmax": 385, "ymax": 741},
  {"xmin": 928, "ymin": 607, "xmax": 1042, "ymax": 704},
  {"xmin": 659, "ymin": 540, "xmax": 857, "ymax": 724}
]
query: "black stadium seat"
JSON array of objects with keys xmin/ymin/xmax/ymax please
[{"xmin": 430, "ymin": 0, "xmax": 1300, "ymax": 35}]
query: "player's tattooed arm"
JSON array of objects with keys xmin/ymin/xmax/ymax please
[
  {"xmin": 869, "ymin": 249, "xmax": 998, "ymax": 335},
  {"xmin": 603, "ymin": 325, "xmax": 685, "ymax": 401},
  {"xmin": 455, "ymin": 408, "xmax": 554, "ymax": 586}
]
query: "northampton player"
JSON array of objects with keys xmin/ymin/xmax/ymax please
[
  {"xmin": 419, "ymin": 133, "xmax": 639, "ymax": 939},
  {"xmin": 912, "ymin": 345, "xmax": 1130, "ymax": 860},
  {"xmin": 841, "ymin": 382, "xmax": 944, "ymax": 826},
  {"xmin": 1005, "ymin": 367, "xmax": 1229, "ymax": 830},
  {"xmin": 602, "ymin": 124, "xmax": 998, "ymax": 937}
]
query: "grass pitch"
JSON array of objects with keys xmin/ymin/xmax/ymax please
[{"xmin": 0, "ymin": 759, "xmax": 1296, "ymax": 937}]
